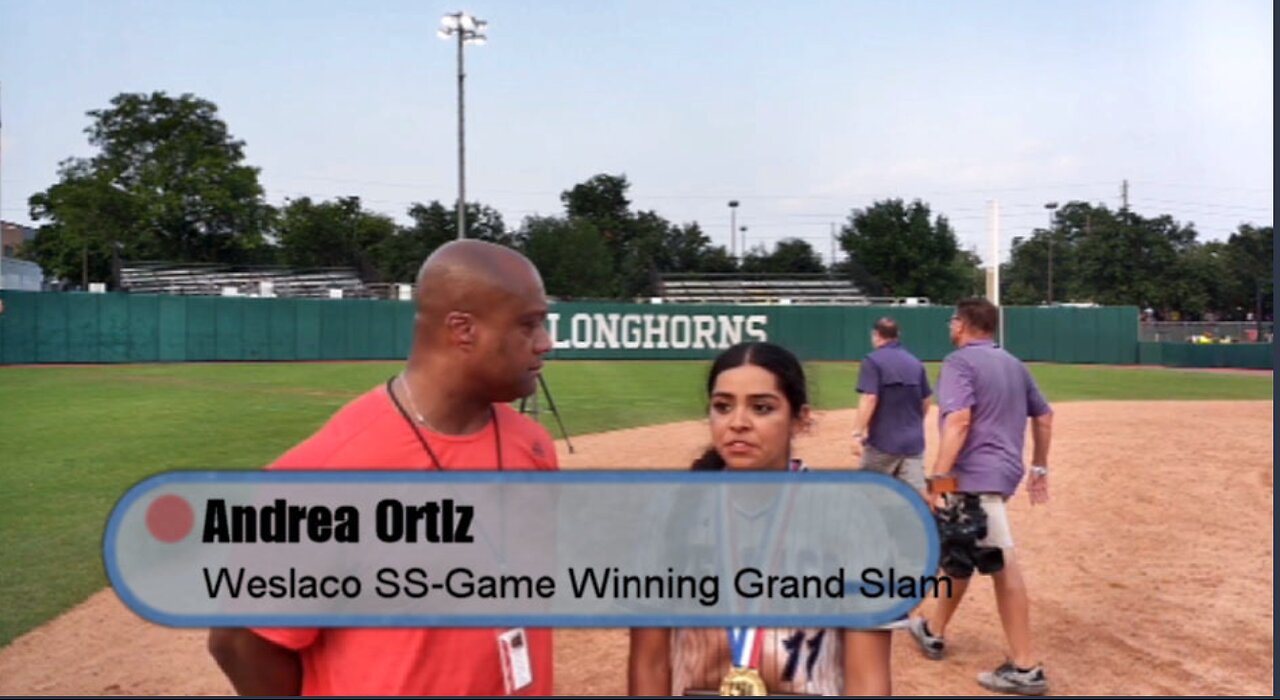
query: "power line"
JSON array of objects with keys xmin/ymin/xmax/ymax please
[
  {"xmin": 1130, "ymin": 197, "xmax": 1272, "ymax": 213},
  {"xmin": 1134, "ymin": 180, "xmax": 1274, "ymax": 195}
]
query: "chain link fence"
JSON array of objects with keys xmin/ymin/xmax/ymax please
[{"xmin": 1140, "ymin": 321, "xmax": 1274, "ymax": 343}]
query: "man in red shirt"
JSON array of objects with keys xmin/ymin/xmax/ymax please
[{"xmin": 207, "ymin": 240, "xmax": 558, "ymax": 695}]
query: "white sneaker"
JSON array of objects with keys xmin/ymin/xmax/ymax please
[{"xmin": 907, "ymin": 616, "xmax": 945, "ymax": 660}]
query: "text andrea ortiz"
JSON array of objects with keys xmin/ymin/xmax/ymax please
[{"xmin": 197, "ymin": 499, "xmax": 949, "ymax": 603}]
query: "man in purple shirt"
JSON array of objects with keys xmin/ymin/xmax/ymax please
[
  {"xmin": 907, "ymin": 297, "xmax": 1054, "ymax": 696},
  {"xmin": 850, "ymin": 317, "xmax": 931, "ymax": 496}
]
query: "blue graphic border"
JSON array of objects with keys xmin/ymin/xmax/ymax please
[{"xmin": 104, "ymin": 469, "xmax": 941, "ymax": 629}]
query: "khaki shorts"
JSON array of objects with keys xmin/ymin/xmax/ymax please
[{"xmin": 859, "ymin": 444, "xmax": 926, "ymax": 493}]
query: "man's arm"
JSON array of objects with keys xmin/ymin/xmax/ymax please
[
  {"xmin": 627, "ymin": 628, "xmax": 672, "ymax": 696},
  {"xmin": 929, "ymin": 408, "xmax": 971, "ymax": 480},
  {"xmin": 1030, "ymin": 411, "xmax": 1053, "ymax": 466},
  {"xmin": 207, "ymin": 628, "xmax": 303, "ymax": 696},
  {"xmin": 1027, "ymin": 411, "xmax": 1053, "ymax": 505},
  {"xmin": 851, "ymin": 358, "xmax": 881, "ymax": 455},
  {"xmin": 920, "ymin": 363, "xmax": 933, "ymax": 419},
  {"xmin": 852, "ymin": 394, "xmax": 879, "ymax": 438},
  {"xmin": 1024, "ymin": 364, "xmax": 1053, "ymax": 505}
]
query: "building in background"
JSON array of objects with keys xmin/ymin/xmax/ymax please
[{"xmin": 1, "ymin": 221, "xmax": 45, "ymax": 291}]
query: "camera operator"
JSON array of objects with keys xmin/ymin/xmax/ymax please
[{"xmin": 908, "ymin": 298, "xmax": 1054, "ymax": 696}]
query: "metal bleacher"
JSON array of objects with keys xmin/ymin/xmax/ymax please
[
  {"xmin": 658, "ymin": 273, "xmax": 927, "ymax": 306},
  {"xmin": 119, "ymin": 261, "xmax": 381, "ymax": 299}
]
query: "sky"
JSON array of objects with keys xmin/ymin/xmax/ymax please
[{"xmin": 0, "ymin": 0, "xmax": 1273, "ymax": 266}]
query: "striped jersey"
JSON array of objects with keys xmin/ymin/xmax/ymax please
[{"xmin": 669, "ymin": 460, "xmax": 846, "ymax": 696}]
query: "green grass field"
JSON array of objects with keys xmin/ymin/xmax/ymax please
[{"xmin": 0, "ymin": 360, "xmax": 1271, "ymax": 647}]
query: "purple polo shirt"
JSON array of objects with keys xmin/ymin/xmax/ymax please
[
  {"xmin": 937, "ymin": 339, "xmax": 1052, "ymax": 496},
  {"xmin": 856, "ymin": 341, "xmax": 931, "ymax": 456}
]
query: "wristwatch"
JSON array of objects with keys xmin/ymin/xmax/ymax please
[{"xmin": 1031, "ymin": 465, "xmax": 1049, "ymax": 477}]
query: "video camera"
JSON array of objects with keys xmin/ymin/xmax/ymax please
[{"xmin": 928, "ymin": 478, "xmax": 1005, "ymax": 579}]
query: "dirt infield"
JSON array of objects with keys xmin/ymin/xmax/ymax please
[{"xmin": 0, "ymin": 401, "xmax": 1272, "ymax": 695}]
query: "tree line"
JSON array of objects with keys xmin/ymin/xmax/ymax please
[
  {"xmin": 1002, "ymin": 203, "xmax": 1272, "ymax": 321},
  {"xmin": 22, "ymin": 92, "xmax": 1271, "ymax": 318}
]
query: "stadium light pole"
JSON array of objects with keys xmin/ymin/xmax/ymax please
[
  {"xmin": 439, "ymin": 11, "xmax": 487, "ymax": 240},
  {"xmin": 1044, "ymin": 201, "xmax": 1059, "ymax": 304},
  {"xmin": 728, "ymin": 200, "xmax": 739, "ymax": 261}
]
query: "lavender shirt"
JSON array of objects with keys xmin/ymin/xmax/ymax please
[
  {"xmin": 856, "ymin": 341, "xmax": 931, "ymax": 456},
  {"xmin": 937, "ymin": 339, "xmax": 1052, "ymax": 496}
]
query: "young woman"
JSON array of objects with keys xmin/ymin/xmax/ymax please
[{"xmin": 627, "ymin": 341, "xmax": 893, "ymax": 696}]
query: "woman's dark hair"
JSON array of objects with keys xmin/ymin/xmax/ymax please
[{"xmin": 691, "ymin": 341, "xmax": 809, "ymax": 471}]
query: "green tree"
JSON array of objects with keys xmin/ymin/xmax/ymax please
[
  {"xmin": 740, "ymin": 239, "xmax": 825, "ymax": 274},
  {"xmin": 614, "ymin": 210, "xmax": 670, "ymax": 298},
  {"xmin": 661, "ymin": 222, "xmax": 717, "ymax": 273},
  {"xmin": 838, "ymin": 199, "xmax": 968, "ymax": 302},
  {"xmin": 560, "ymin": 173, "xmax": 633, "ymax": 266},
  {"xmin": 275, "ymin": 196, "xmax": 397, "ymax": 280},
  {"xmin": 561, "ymin": 174, "xmax": 631, "ymax": 225},
  {"xmin": 519, "ymin": 216, "xmax": 615, "ymax": 299},
  {"xmin": 25, "ymin": 162, "xmax": 137, "ymax": 287},
  {"xmin": 1072, "ymin": 206, "xmax": 1196, "ymax": 309},
  {"xmin": 557, "ymin": 174, "xmax": 736, "ymax": 297},
  {"xmin": 378, "ymin": 201, "xmax": 454, "ymax": 283},
  {"xmin": 26, "ymin": 91, "xmax": 272, "ymax": 286},
  {"xmin": 370, "ymin": 201, "xmax": 514, "ymax": 283},
  {"xmin": 695, "ymin": 245, "xmax": 740, "ymax": 273},
  {"xmin": 740, "ymin": 244, "xmax": 772, "ymax": 274},
  {"xmin": 998, "ymin": 201, "xmax": 1268, "ymax": 318},
  {"xmin": 458, "ymin": 202, "xmax": 515, "ymax": 247},
  {"xmin": 1222, "ymin": 224, "xmax": 1274, "ymax": 320},
  {"xmin": 951, "ymin": 248, "xmax": 987, "ymax": 299},
  {"xmin": 767, "ymin": 238, "xmax": 826, "ymax": 273}
]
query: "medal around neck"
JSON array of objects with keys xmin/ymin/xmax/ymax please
[
  {"xmin": 721, "ymin": 627, "xmax": 767, "ymax": 696},
  {"xmin": 719, "ymin": 666, "xmax": 768, "ymax": 696}
]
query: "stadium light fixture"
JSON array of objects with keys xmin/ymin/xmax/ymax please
[{"xmin": 439, "ymin": 11, "xmax": 488, "ymax": 239}]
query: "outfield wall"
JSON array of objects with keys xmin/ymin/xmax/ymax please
[
  {"xmin": 0, "ymin": 290, "xmax": 1159, "ymax": 366},
  {"xmin": 1137, "ymin": 341, "xmax": 1274, "ymax": 370}
]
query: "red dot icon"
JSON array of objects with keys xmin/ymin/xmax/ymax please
[{"xmin": 146, "ymin": 495, "xmax": 195, "ymax": 543}]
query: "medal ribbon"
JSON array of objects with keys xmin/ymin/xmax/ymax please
[{"xmin": 728, "ymin": 627, "xmax": 764, "ymax": 669}]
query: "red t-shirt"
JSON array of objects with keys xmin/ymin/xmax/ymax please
[{"xmin": 252, "ymin": 384, "xmax": 558, "ymax": 696}]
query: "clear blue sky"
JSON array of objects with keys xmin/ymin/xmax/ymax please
[{"xmin": 1, "ymin": 0, "xmax": 1273, "ymax": 265}]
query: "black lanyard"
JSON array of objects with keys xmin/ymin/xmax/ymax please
[{"xmin": 385, "ymin": 376, "xmax": 504, "ymax": 470}]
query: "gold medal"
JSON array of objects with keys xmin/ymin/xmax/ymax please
[{"xmin": 720, "ymin": 666, "xmax": 768, "ymax": 696}]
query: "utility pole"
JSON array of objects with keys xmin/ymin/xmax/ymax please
[
  {"xmin": 728, "ymin": 200, "xmax": 739, "ymax": 261},
  {"xmin": 1044, "ymin": 202, "xmax": 1059, "ymax": 304},
  {"xmin": 990, "ymin": 200, "xmax": 1004, "ymax": 347}
]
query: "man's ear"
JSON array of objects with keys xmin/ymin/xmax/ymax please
[{"xmin": 445, "ymin": 311, "xmax": 477, "ymax": 349}]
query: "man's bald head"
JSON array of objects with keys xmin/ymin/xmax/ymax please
[
  {"xmin": 407, "ymin": 240, "xmax": 552, "ymax": 400},
  {"xmin": 415, "ymin": 240, "xmax": 543, "ymax": 328}
]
